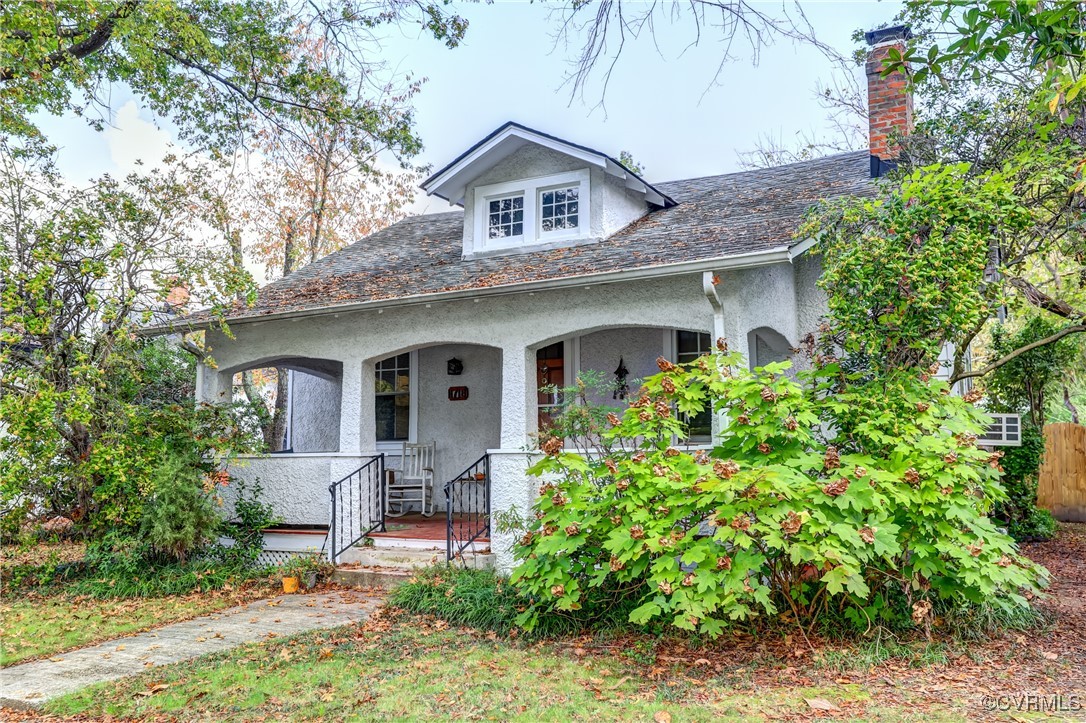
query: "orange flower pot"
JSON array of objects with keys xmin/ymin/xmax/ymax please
[{"xmin": 282, "ymin": 576, "xmax": 300, "ymax": 594}]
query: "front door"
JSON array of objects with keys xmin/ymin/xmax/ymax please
[{"xmin": 536, "ymin": 341, "xmax": 565, "ymax": 432}]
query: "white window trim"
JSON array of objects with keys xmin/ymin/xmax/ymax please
[
  {"xmin": 375, "ymin": 350, "xmax": 419, "ymax": 452},
  {"xmin": 668, "ymin": 330, "xmax": 713, "ymax": 444},
  {"xmin": 472, "ymin": 169, "xmax": 591, "ymax": 254},
  {"xmin": 537, "ymin": 182, "xmax": 584, "ymax": 243}
]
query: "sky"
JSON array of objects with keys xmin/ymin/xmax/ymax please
[{"xmin": 37, "ymin": 1, "xmax": 902, "ymax": 215}]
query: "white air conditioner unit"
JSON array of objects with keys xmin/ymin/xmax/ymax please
[{"xmin": 978, "ymin": 413, "xmax": 1022, "ymax": 447}]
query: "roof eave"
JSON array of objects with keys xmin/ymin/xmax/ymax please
[{"xmin": 141, "ymin": 246, "xmax": 792, "ymax": 336}]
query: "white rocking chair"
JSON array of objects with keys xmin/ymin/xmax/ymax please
[{"xmin": 386, "ymin": 441, "xmax": 436, "ymax": 517}]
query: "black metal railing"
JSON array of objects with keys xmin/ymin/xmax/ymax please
[
  {"xmin": 444, "ymin": 454, "xmax": 491, "ymax": 562},
  {"xmin": 328, "ymin": 454, "xmax": 385, "ymax": 564}
]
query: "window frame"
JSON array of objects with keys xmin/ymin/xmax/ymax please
[
  {"xmin": 666, "ymin": 329, "xmax": 714, "ymax": 445},
  {"xmin": 374, "ymin": 350, "xmax": 419, "ymax": 451},
  {"xmin": 537, "ymin": 183, "xmax": 582, "ymax": 240},
  {"xmin": 472, "ymin": 169, "xmax": 591, "ymax": 254},
  {"xmin": 484, "ymin": 193, "xmax": 526, "ymax": 244}
]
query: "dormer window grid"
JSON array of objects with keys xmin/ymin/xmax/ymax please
[
  {"xmin": 471, "ymin": 169, "xmax": 591, "ymax": 255},
  {"xmin": 540, "ymin": 186, "xmax": 579, "ymax": 234},
  {"xmin": 487, "ymin": 194, "xmax": 524, "ymax": 240}
]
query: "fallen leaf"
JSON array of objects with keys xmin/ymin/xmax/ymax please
[
  {"xmin": 653, "ymin": 712, "xmax": 672, "ymax": 723},
  {"xmin": 806, "ymin": 698, "xmax": 841, "ymax": 712}
]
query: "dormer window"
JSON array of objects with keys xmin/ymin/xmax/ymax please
[
  {"xmin": 540, "ymin": 186, "xmax": 579, "ymax": 234},
  {"xmin": 487, "ymin": 195, "xmax": 525, "ymax": 240},
  {"xmin": 472, "ymin": 169, "xmax": 591, "ymax": 255}
]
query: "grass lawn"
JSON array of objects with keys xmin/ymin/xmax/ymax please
[
  {"xmin": 0, "ymin": 589, "xmax": 272, "ymax": 667},
  {"xmin": 43, "ymin": 610, "xmax": 966, "ymax": 722},
  {"xmin": 1, "ymin": 541, "xmax": 277, "ymax": 666}
]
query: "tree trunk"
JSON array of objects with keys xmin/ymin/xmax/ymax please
[{"xmin": 267, "ymin": 369, "xmax": 290, "ymax": 451}]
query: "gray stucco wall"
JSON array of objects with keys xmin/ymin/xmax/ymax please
[
  {"xmin": 416, "ymin": 343, "xmax": 502, "ymax": 508},
  {"xmin": 578, "ymin": 327, "xmax": 665, "ymax": 406},
  {"xmin": 288, "ymin": 371, "xmax": 341, "ymax": 452}
]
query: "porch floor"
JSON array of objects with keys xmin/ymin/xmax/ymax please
[{"xmin": 368, "ymin": 514, "xmax": 489, "ymax": 543}]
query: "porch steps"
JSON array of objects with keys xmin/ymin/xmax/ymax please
[
  {"xmin": 332, "ymin": 566, "xmax": 414, "ymax": 590},
  {"xmin": 332, "ymin": 543, "xmax": 495, "ymax": 590}
]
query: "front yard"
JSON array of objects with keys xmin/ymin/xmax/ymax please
[
  {"xmin": 4, "ymin": 524, "xmax": 1081, "ymax": 722},
  {"xmin": 39, "ymin": 611, "xmax": 951, "ymax": 722},
  {"xmin": 0, "ymin": 542, "xmax": 277, "ymax": 666}
]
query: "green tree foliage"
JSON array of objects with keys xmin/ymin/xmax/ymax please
[
  {"xmin": 0, "ymin": 145, "xmax": 256, "ymax": 533},
  {"xmin": 513, "ymin": 352, "xmax": 1045, "ymax": 636},
  {"xmin": 0, "ymin": 0, "xmax": 467, "ymax": 152},
  {"xmin": 893, "ymin": 1, "xmax": 1086, "ymax": 105},
  {"xmin": 798, "ymin": 163, "xmax": 1031, "ymax": 376},
  {"xmin": 993, "ymin": 426, "xmax": 1057, "ymax": 543},
  {"xmin": 987, "ymin": 316, "xmax": 1081, "ymax": 427}
]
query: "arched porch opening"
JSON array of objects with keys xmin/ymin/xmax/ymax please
[
  {"xmin": 747, "ymin": 326, "xmax": 794, "ymax": 372},
  {"xmin": 525, "ymin": 324, "xmax": 714, "ymax": 444},
  {"xmin": 221, "ymin": 356, "xmax": 344, "ymax": 454}
]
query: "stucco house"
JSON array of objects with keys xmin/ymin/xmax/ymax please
[{"xmin": 165, "ymin": 26, "xmax": 1010, "ymax": 570}]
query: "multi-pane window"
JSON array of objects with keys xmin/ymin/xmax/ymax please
[
  {"xmin": 676, "ymin": 331, "xmax": 712, "ymax": 441},
  {"xmin": 487, "ymin": 195, "xmax": 524, "ymax": 239},
  {"xmin": 676, "ymin": 331, "xmax": 712, "ymax": 363},
  {"xmin": 375, "ymin": 353, "xmax": 410, "ymax": 442},
  {"xmin": 540, "ymin": 186, "xmax": 579, "ymax": 233}
]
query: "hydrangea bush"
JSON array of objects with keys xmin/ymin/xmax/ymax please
[{"xmin": 511, "ymin": 346, "xmax": 1047, "ymax": 636}]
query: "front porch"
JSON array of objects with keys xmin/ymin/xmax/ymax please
[{"xmin": 206, "ymin": 287, "xmax": 801, "ymax": 571}]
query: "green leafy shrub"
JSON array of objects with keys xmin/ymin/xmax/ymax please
[
  {"xmin": 391, "ymin": 565, "xmax": 620, "ymax": 638},
  {"xmin": 993, "ymin": 426, "xmax": 1057, "ymax": 542},
  {"xmin": 139, "ymin": 454, "xmax": 220, "ymax": 562},
  {"xmin": 63, "ymin": 531, "xmax": 268, "ymax": 598},
  {"xmin": 512, "ymin": 350, "xmax": 1047, "ymax": 637},
  {"xmin": 218, "ymin": 476, "xmax": 282, "ymax": 566}
]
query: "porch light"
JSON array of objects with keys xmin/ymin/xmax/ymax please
[
  {"xmin": 447, "ymin": 357, "xmax": 464, "ymax": 375},
  {"xmin": 613, "ymin": 357, "xmax": 629, "ymax": 400}
]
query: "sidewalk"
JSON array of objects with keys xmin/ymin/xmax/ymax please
[{"xmin": 0, "ymin": 590, "xmax": 379, "ymax": 710}]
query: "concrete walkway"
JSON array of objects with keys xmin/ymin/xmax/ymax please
[{"xmin": 0, "ymin": 590, "xmax": 380, "ymax": 710}]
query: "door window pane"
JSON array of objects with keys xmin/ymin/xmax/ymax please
[{"xmin": 375, "ymin": 353, "xmax": 411, "ymax": 441}]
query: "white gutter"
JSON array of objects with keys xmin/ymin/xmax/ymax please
[
  {"xmin": 788, "ymin": 236, "xmax": 819, "ymax": 259},
  {"xmin": 146, "ymin": 246, "xmax": 794, "ymax": 335}
]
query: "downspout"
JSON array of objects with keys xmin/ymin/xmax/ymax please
[{"xmin": 702, "ymin": 271, "xmax": 725, "ymax": 343}]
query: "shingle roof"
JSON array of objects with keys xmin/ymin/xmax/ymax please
[{"xmin": 182, "ymin": 150, "xmax": 873, "ymax": 326}]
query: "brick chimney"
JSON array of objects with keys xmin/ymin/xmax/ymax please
[{"xmin": 864, "ymin": 25, "xmax": 913, "ymax": 178}]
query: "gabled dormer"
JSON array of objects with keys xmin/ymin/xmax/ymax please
[{"xmin": 421, "ymin": 123, "xmax": 676, "ymax": 259}]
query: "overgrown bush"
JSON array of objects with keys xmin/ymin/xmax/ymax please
[
  {"xmin": 993, "ymin": 426, "xmax": 1058, "ymax": 542},
  {"xmin": 512, "ymin": 349, "xmax": 1047, "ymax": 637},
  {"xmin": 68, "ymin": 530, "xmax": 265, "ymax": 597},
  {"xmin": 139, "ymin": 454, "xmax": 220, "ymax": 562}
]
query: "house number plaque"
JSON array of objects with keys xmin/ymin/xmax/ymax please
[{"xmin": 448, "ymin": 386, "xmax": 469, "ymax": 401}]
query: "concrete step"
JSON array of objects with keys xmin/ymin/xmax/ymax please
[
  {"xmin": 336, "ymin": 544, "xmax": 495, "ymax": 571},
  {"xmin": 332, "ymin": 567, "xmax": 414, "ymax": 590}
]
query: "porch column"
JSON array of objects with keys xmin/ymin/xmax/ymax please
[
  {"xmin": 360, "ymin": 360, "xmax": 377, "ymax": 453},
  {"xmin": 499, "ymin": 344, "xmax": 533, "ymax": 449},
  {"xmin": 338, "ymin": 358, "xmax": 364, "ymax": 453},
  {"xmin": 196, "ymin": 362, "xmax": 230, "ymax": 405}
]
